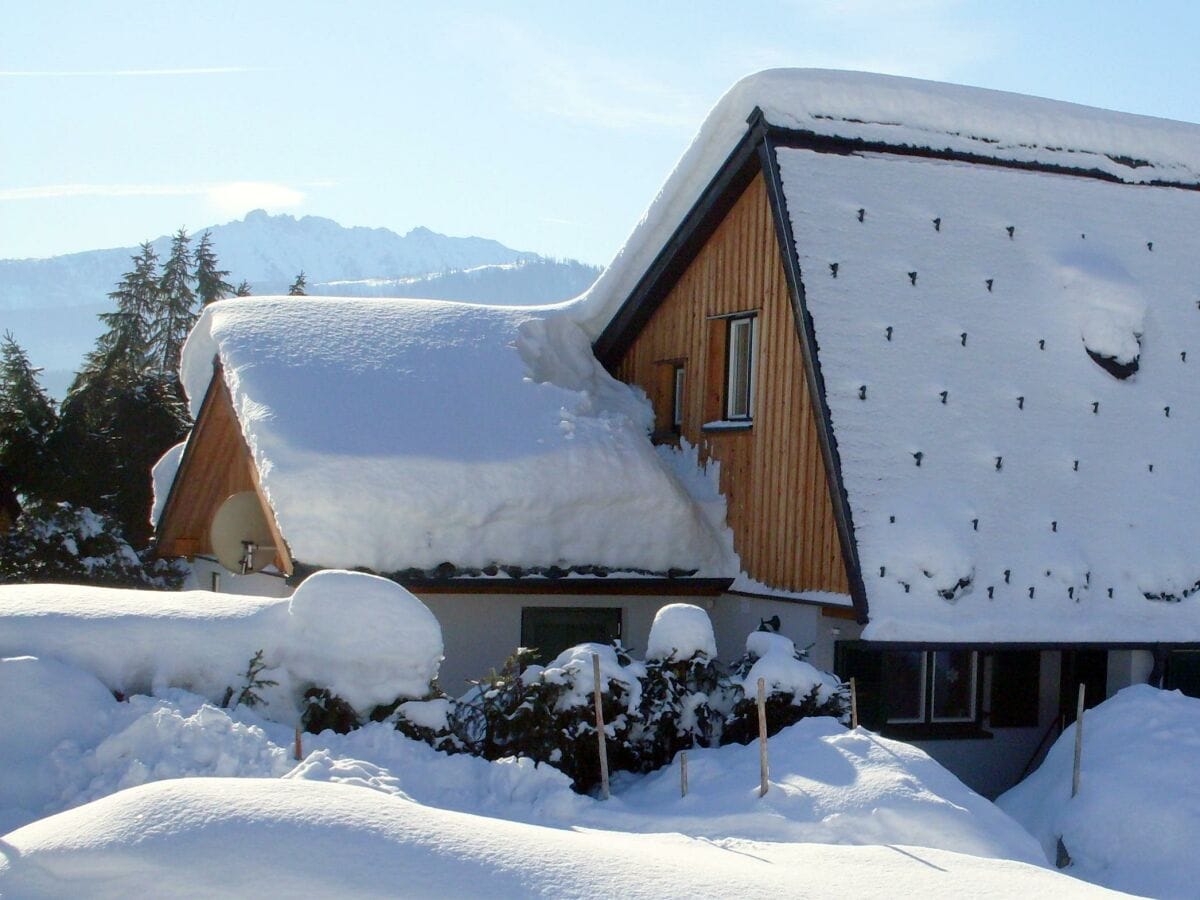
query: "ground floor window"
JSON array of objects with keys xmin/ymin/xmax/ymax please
[
  {"xmin": 884, "ymin": 650, "xmax": 978, "ymax": 724},
  {"xmin": 1164, "ymin": 650, "xmax": 1200, "ymax": 699},
  {"xmin": 520, "ymin": 606, "xmax": 622, "ymax": 666}
]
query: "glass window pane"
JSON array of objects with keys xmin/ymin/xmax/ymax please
[
  {"xmin": 727, "ymin": 318, "xmax": 753, "ymax": 419},
  {"xmin": 884, "ymin": 651, "xmax": 925, "ymax": 722},
  {"xmin": 932, "ymin": 650, "xmax": 976, "ymax": 721},
  {"xmin": 673, "ymin": 366, "xmax": 685, "ymax": 428}
]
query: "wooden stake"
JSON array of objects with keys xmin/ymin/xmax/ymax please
[
  {"xmin": 680, "ymin": 750, "xmax": 688, "ymax": 798},
  {"xmin": 850, "ymin": 676, "xmax": 859, "ymax": 729},
  {"xmin": 757, "ymin": 676, "xmax": 769, "ymax": 797},
  {"xmin": 592, "ymin": 652, "xmax": 610, "ymax": 801},
  {"xmin": 1072, "ymin": 683, "xmax": 1085, "ymax": 798},
  {"xmin": 294, "ymin": 725, "xmax": 303, "ymax": 761}
]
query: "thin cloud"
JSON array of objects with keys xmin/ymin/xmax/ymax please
[
  {"xmin": 0, "ymin": 181, "xmax": 310, "ymax": 214},
  {"xmin": 0, "ymin": 66, "xmax": 261, "ymax": 78}
]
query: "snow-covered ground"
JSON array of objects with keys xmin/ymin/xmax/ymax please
[
  {"xmin": 0, "ymin": 658, "xmax": 1118, "ymax": 897},
  {"xmin": 1000, "ymin": 684, "xmax": 1200, "ymax": 898}
]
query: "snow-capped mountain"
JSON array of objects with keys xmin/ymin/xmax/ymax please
[{"xmin": 0, "ymin": 210, "xmax": 600, "ymax": 397}]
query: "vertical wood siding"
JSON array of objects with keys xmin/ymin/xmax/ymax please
[
  {"xmin": 156, "ymin": 373, "xmax": 288, "ymax": 571},
  {"xmin": 615, "ymin": 172, "xmax": 849, "ymax": 594}
]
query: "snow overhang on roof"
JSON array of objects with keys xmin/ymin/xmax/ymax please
[
  {"xmin": 177, "ymin": 297, "xmax": 732, "ymax": 578},
  {"xmin": 569, "ymin": 68, "xmax": 1200, "ymax": 339}
]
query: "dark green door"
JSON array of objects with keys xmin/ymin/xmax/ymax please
[
  {"xmin": 521, "ymin": 607, "xmax": 622, "ymax": 666},
  {"xmin": 1060, "ymin": 650, "xmax": 1107, "ymax": 724}
]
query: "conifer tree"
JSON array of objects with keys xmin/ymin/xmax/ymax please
[
  {"xmin": 0, "ymin": 332, "xmax": 59, "ymax": 501},
  {"xmin": 88, "ymin": 242, "xmax": 159, "ymax": 377},
  {"xmin": 287, "ymin": 271, "xmax": 307, "ymax": 296},
  {"xmin": 194, "ymin": 230, "xmax": 233, "ymax": 307},
  {"xmin": 154, "ymin": 228, "xmax": 197, "ymax": 377},
  {"xmin": 235, "ymin": 280, "xmax": 252, "ymax": 297}
]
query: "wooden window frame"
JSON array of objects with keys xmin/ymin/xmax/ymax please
[{"xmin": 671, "ymin": 363, "xmax": 685, "ymax": 431}]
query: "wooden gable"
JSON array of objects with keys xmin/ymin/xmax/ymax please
[
  {"xmin": 156, "ymin": 363, "xmax": 292, "ymax": 575},
  {"xmin": 613, "ymin": 170, "xmax": 849, "ymax": 595}
]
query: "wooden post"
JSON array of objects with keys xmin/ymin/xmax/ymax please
[
  {"xmin": 1071, "ymin": 683, "xmax": 1085, "ymax": 798},
  {"xmin": 680, "ymin": 750, "xmax": 688, "ymax": 798},
  {"xmin": 850, "ymin": 676, "xmax": 859, "ymax": 729},
  {"xmin": 294, "ymin": 725, "xmax": 303, "ymax": 761},
  {"xmin": 592, "ymin": 652, "xmax": 610, "ymax": 801},
  {"xmin": 757, "ymin": 676, "xmax": 769, "ymax": 797}
]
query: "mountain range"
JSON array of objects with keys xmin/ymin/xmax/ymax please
[{"xmin": 0, "ymin": 211, "xmax": 601, "ymax": 398}]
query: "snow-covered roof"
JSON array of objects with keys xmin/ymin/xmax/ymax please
[
  {"xmin": 779, "ymin": 146, "xmax": 1200, "ymax": 642},
  {"xmin": 177, "ymin": 296, "xmax": 729, "ymax": 577},
  {"xmin": 571, "ymin": 69, "xmax": 1200, "ymax": 337},
  {"xmin": 566, "ymin": 68, "xmax": 1200, "ymax": 641}
]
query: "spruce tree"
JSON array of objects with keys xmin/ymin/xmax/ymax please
[
  {"xmin": 0, "ymin": 332, "xmax": 59, "ymax": 501},
  {"xmin": 194, "ymin": 230, "xmax": 233, "ymax": 307},
  {"xmin": 287, "ymin": 271, "xmax": 307, "ymax": 296},
  {"xmin": 234, "ymin": 280, "xmax": 252, "ymax": 297},
  {"xmin": 154, "ymin": 228, "xmax": 197, "ymax": 377}
]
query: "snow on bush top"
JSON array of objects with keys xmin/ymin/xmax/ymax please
[
  {"xmin": 571, "ymin": 69, "xmax": 1200, "ymax": 336},
  {"xmin": 741, "ymin": 631, "xmax": 839, "ymax": 704},
  {"xmin": 287, "ymin": 570, "xmax": 442, "ymax": 708},
  {"xmin": 0, "ymin": 572, "xmax": 442, "ymax": 716},
  {"xmin": 645, "ymin": 603, "xmax": 717, "ymax": 661},
  {"xmin": 176, "ymin": 296, "xmax": 728, "ymax": 577},
  {"xmin": 779, "ymin": 146, "xmax": 1200, "ymax": 641},
  {"xmin": 998, "ymin": 685, "xmax": 1200, "ymax": 897},
  {"xmin": 540, "ymin": 643, "xmax": 643, "ymax": 712}
]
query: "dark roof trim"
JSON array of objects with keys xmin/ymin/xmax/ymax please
[
  {"xmin": 758, "ymin": 120, "xmax": 870, "ymax": 626},
  {"xmin": 593, "ymin": 115, "xmax": 770, "ymax": 368},
  {"xmin": 761, "ymin": 121, "xmax": 1200, "ymax": 191}
]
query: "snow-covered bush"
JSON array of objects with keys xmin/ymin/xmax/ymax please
[
  {"xmin": 0, "ymin": 571, "xmax": 444, "ymax": 725},
  {"xmin": 633, "ymin": 604, "xmax": 733, "ymax": 770},
  {"xmin": 452, "ymin": 643, "xmax": 643, "ymax": 794},
  {"xmin": 722, "ymin": 630, "xmax": 848, "ymax": 746},
  {"xmin": 0, "ymin": 502, "xmax": 185, "ymax": 588}
]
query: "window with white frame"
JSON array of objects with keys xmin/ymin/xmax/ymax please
[
  {"xmin": 885, "ymin": 650, "xmax": 978, "ymax": 724},
  {"xmin": 672, "ymin": 363, "xmax": 685, "ymax": 431},
  {"xmin": 725, "ymin": 315, "xmax": 756, "ymax": 420}
]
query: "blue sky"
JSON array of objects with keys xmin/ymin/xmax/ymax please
[{"xmin": 4, "ymin": 1, "xmax": 1199, "ymax": 265}]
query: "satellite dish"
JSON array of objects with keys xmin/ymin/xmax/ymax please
[{"xmin": 210, "ymin": 491, "xmax": 277, "ymax": 574}]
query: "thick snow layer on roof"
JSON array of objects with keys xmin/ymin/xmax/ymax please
[
  {"xmin": 571, "ymin": 69, "xmax": 1200, "ymax": 336},
  {"xmin": 0, "ymin": 574, "xmax": 442, "ymax": 715},
  {"xmin": 777, "ymin": 147, "xmax": 1200, "ymax": 641},
  {"xmin": 998, "ymin": 686, "xmax": 1200, "ymax": 898},
  {"xmin": 178, "ymin": 296, "xmax": 727, "ymax": 575}
]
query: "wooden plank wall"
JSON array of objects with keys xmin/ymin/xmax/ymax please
[
  {"xmin": 615, "ymin": 171, "xmax": 849, "ymax": 594},
  {"xmin": 156, "ymin": 375, "xmax": 266, "ymax": 560}
]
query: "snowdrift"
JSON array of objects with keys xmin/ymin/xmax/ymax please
[
  {"xmin": 0, "ymin": 777, "xmax": 1117, "ymax": 899},
  {"xmin": 0, "ymin": 571, "xmax": 442, "ymax": 715},
  {"xmin": 999, "ymin": 685, "xmax": 1200, "ymax": 898}
]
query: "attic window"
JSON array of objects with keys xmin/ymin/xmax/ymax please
[
  {"xmin": 724, "ymin": 315, "xmax": 757, "ymax": 420},
  {"xmin": 672, "ymin": 363, "xmax": 685, "ymax": 431}
]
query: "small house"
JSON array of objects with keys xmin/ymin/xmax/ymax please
[{"xmin": 157, "ymin": 70, "xmax": 1200, "ymax": 796}]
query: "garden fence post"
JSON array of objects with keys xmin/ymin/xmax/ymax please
[
  {"xmin": 592, "ymin": 652, "xmax": 610, "ymax": 800},
  {"xmin": 680, "ymin": 750, "xmax": 688, "ymax": 798},
  {"xmin": 850, "ymin": 676, "xmax": 859, "ymax": 729},
  {"xmin": 757, "ymin": 676, "xmax": 769, "ymax": 797}
]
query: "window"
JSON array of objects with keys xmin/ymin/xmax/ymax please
[
  {"xmin": 520, "ymin": 606, "xmax": 622, "ymax": 666},
  {"xmin": 725, "ymin": 315, "xmax": 756, "ymax": 420},
  {"xmin": 837, "ymin": 644, "xmax": 982, "ymax": 734},
  {"xmin": 672, "ymin": 364, "xmax": 685, "ymax": 431}
]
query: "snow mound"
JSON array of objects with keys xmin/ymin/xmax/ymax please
[
  {"xmin": 149, "ymin": 440, "xmax": 185, "ymax": 528},
  {"xmin": 176, "ymin": 296, "xmax": 729, "ymax": 576},
  {"xmin": 999, "ymin": 685, "xmax": 1200, "ymax": 898},
  {"xmin": 0, "ymin": 777, "xmax": 1117, "ymax": 899},
  {"xmin": 287, "ymin": 570, "xmax": 442, "ymax": 710},
  {"xmin": 742, "ymin": 631, "xmax": 840, "ymax": 703},
  {"xmin": 646, "ymin": 603, "xmax": 717, "ymax": 661},
  {"xmin": 0, "ymin": 656, "xmax": 117, "ymax": 830},
  {"xmin": 0, "ymin": 573, "xmax": 442, "ymax": 718}
]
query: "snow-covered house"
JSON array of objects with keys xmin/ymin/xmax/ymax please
[
  {"xmin": 157, "ymin": 69, "xmax": 1200, "ymax": 796},
  {"xmin": 570, "ymin": 69, "xmax": 1200, "ymax": 794}
]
